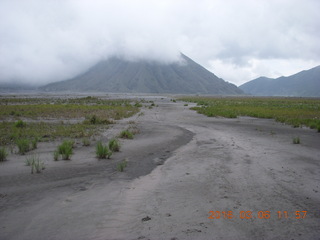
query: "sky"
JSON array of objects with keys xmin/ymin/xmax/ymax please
[{"xmin": 0, "ymin": 0, "xmax": 319, "ymax": 86}]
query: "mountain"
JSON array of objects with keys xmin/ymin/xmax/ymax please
[
  {"xmin": 0, "ymin": 82, "xmax": 37, "ymax": 93},
  {"xmin": 40, "ymin": 54, "xmax": 243, "ymax": 95},
  {"xmin": 239, "ymin": 66, "xmax": 320, "ymax": 97}
]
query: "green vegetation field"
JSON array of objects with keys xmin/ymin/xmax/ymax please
[
  {"xmin": 180, "ymin": 97, "xmax": 320, "ymax": 131},
  {"xmin": 0, "ymin": 96, "xmax": 139, "ymax": 145}
]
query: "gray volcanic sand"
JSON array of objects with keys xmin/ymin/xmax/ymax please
[{"xmin": 0, "ymin": 97, "xmax": 319, "ymax": 240}]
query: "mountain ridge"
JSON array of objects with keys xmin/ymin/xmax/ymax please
[
  {"xmin": 40, "ymin": 54, "xmax": 244, "ymax": 95},
  {"xmin": 239, "ymin": 66, "xmax": 320, "ymax": 97}
]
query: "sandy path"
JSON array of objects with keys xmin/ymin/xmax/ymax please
[{"xmin": 1, "ymin": 97, "xmax": 320, "ymax": 240}]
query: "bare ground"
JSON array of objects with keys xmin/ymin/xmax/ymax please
[{"xmin": 0, "ymin": 96, "xmax": 319, "ymax": 240}]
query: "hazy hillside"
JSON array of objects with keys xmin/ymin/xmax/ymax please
[
  {"xmin": 0, "ymin": 82, "xmax": 36, "ymax": 93},
  {"xmin": 40, "ymin": 54, "xmax": 243, "ymax": 95},
  {"xmin": 239, "ymin": 66, "xmax": 320, "ymax": 97}
]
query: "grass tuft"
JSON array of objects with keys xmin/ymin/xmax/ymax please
[
  {"xmin": 117, "ymin": 159, "xmax": 127, "ymax": 172},
  {"xmin": 0, "ymin": 147, "xmax": 8, "ymax": 161},
  {"xmin": 57, "ymin": 140, "xmax": 73, "ymax": 160},
  {"xmin": 31, "ymin": 137, "xmax": 39, "ymax": 150},
  {"xmin": 14, "ymin": 120, "xmax": 26, "ymax": 128},
  {"xmin": 82, "ymin": 138, "xmax": 91, "ymax": 146},
  {"xmin": 53, "ymin": 150, "xmax": 59, "ymax": 161},
  {"xmin": 26, "ymin": 155, "xmax": 45, "ymax": 174},
  {"xmin": 108, "ymin": 138, "xmax": 120, "ymax": 152},
  {"xmin": 96, "ymin": 141, "xmax": 112, "ymax": 159},
  {"xmin": 16, "ymin": 139, "xmax": 30, "ymax": 155},
  {"xmin": 119, "ymin": 130, "xmax": 134, "ymax": 139},
  {"xmin": 293, "ymin": 137, "xmax": 300, "ymax": 144}
]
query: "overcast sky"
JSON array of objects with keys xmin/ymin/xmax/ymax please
[{"xmin": 0, "ymin": 0, "xmax": 319, "ymax": 86}]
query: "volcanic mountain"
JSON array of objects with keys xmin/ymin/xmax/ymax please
[
  {"xmin": 40, "ymin": 54, "xmax": 243, "ymax": 95},
  {"xmin": 239, "ymin": 65, "xmax": 320, "ymax": 97}
]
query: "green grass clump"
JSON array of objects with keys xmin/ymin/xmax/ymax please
[
  {"xmin": 16, "ymin": 139, "xmax": 30, "ymax": 155},
  {"xmin": 57, "ymin": 140, "xmax": 74, "ymax": 160},
  {"xmin": 31, "ymin": 137, "xmax": 39, "ymax": 150},
  {"xmin": 84, "ymin": 115, "xmax": 114, "ymax": 125},
  {"xmin": 293, "ymin": 137, "xmax": 300, "ymax": 144},
  {"xmin": 117, "ymin": 160, "xmax": 127, "ymax": 172},
  {"xmin": 14, "ymin": 120, "xmax": 26, "ymax": 128},
  {"xmin": 108, "ymin": 138, "xmax": 120, "ymax": 152},
  {"xmin": 0, "ymin": 147, "xmax": 8, "ymax": 161},
  {"xmin": 96, "ymin": 141, "xmax": 112, "ymax": 159},
  {"xmin": 134, "ymin": 101, "xmax": 142, "ymax": 107},
  {"xmin": 82, "ymin": 138, "xmax": 90, "ymax": 146},
  {"xmin": 53, "ymin": 150, "xmax": 59, "ymax": 161},
  {"xmin": 119, "ymin": 130, "xmax": 134, "ymax": 139},
  {"xmin": 26, "ymin": 155, "xmax": 45, "ymax": 174}
]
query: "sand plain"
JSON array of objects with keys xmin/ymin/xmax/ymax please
[{"xmin": 0, "ymin": 96, "xmax": 319, "ymax": 240}]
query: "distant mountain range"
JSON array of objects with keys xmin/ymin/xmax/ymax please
[
  {"xmin": 0, "ymin": 82, "xmax": 36, "ymax": 93},
  {"xmin": 40, "ymin": 54, "xmax": 243, "ymax": 95},
  {"xmin": 239, "ymin": 66, "xmax": 320, "ymax": 97}
]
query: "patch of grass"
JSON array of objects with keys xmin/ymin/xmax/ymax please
[
  {"xmin": 16, "ymin": 138, "xmax": 30, "ymax": 155},
  {"xmin": 119, "ymin": 130, "xmax": 134, "ymax": 139},
  {"xmin": 25, "ymin": 156, "xmax": 34, "ymax": 166},
  {"xmin": 117, "ymin": 159, "xmax": 127, "ymax": 172},
  {"xmin": 0, "ymin": 97, "xmax": 140, "ymax": 145},
  {"xmin": 96, "ymin": 141, "xmax": 112, "ymax": 159},
  {"xmin": 26, "ymin": 155, "xmax": 45, "ymax": 174},
  {"xmin": 14, "ymin": 120, "xmax": 26, "ymax": 128},
  {"xmin": 53, "ymin": 150, "xmax": 59, "ymax": 161},
  {"xmin": 0, "ymin": 147, "xmax": 8, "ymax": 161},
  {"xmin": 31, "ymin": 137, "xmax": 39, "ymax": 150},
  {"xmin": 180, "ymin": 96, "xmax": 320, "ymax": 130},
  {"xmin": 82, "ymin": 138, "xmax": 90, "ymax": 146},
  {"xmin": 57, "ymin": 140, "xmax": 73, "ymax": 160},
  {"xmin": 134, "ymin": 101, "xmax": 142, "ymax": 107},
  {"xmin": 108, "ymin": 138, "xmax": 120, "ymax": 152},
  {"xmin": 184, "ymin": 104, "xmax": 188, "ymax": 106},
  {"xmin": 293, "ymin": 137, "xmax": 300, "ymax": 144},
  {"xmin": 83, "ymin": 115, "xmax": 114, "ymax": 125}
]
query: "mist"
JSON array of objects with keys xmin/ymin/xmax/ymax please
[{"xmin": 1, "ymin": 0, "xmax": 319, "ymax": 86}]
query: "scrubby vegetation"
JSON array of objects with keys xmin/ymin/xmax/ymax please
[
  {"xmin": 14, "ymin": 120, "xmax": 26, "ymax": 128},
  {"xmin": 0, "ymin": 96, "xmax": 140, "ymax": 145},
  {"xmin": 108, "ymin": 138, "xmax": 120, "ymax": 152},
  {"xmin": 181, "ymin": 97, "xmax": 320, "ymax": 130},
  {"xmin": 119, "ymin": 129, "xmax": 134, "ymax": 139},
  {"xmin": 293, "ymin": 137, "xmax": 300, "ymax": 144},
  {"xmin": 0, "ymin": 147, "xmax": 8, "ymax": 161},
  {"xmin": 16, "ymin": 138, "xmax": 30, "ymax": 155},
  {"xmin": 96, "ymin": 141, "xmax": 112, "ymax": 159},
  {"xmin": 82, "ymin": 138, "xmax": 91, "ymax": 146},
  {"xmin": 57, "ymin": 140, "xmax": 74, "ymax": 160},
  {"xmin": 25, "ymin": 155, "xmax": 45, "ymax": 173},
  {"xmin": 117, "ymin": 159, "xmax": 127, "ymax": 172}
]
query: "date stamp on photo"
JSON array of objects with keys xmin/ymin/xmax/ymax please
[{"xmin": 208, "ymin": 210, "xmax": 308, "ymax": 220}]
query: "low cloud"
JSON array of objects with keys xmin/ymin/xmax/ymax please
[{"xmin": 0, "ymin": 0, "xmax": 319, "ymax": 86}]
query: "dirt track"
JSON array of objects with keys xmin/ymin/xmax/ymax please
[{"xmin": 1, "ymin": 96, "xmax": 320, "ymax": 240}]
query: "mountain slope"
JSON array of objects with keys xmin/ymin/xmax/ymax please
[
  {"xmin": 40, "ymin": 54, "xmax": 243, "ymax": 95},
  {"xmin": 0, "ymin": 82, "xmax": 36, "ymax": 93},
  {"xmin": 239, "ymin": 66, "xmax": 320, "ymax": 97}
]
